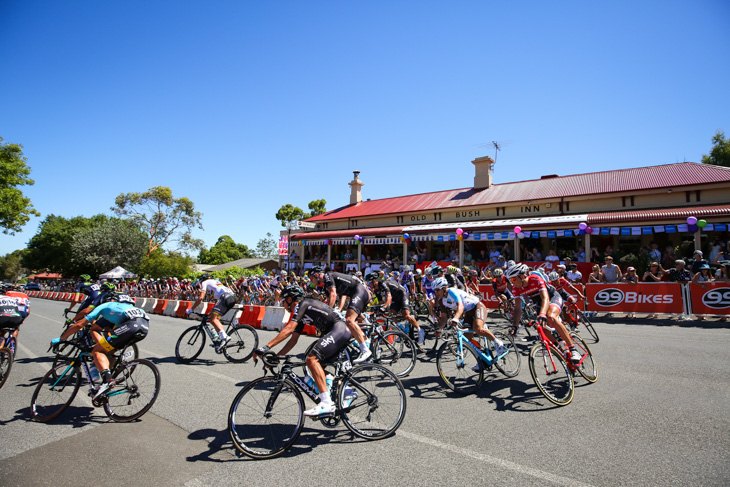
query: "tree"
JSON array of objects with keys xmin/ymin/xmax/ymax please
[
  {"xmin": 0, "ymin": 249, "xmax": 28, "ymax": 281},
  {"xmin": 0, "ymin": 137, "xmax": 40, "ymax": 234},
  {"xmin": 198, "ymin": 235, "xmax": 252, "ymax": 265},
  {"xmin": 22, "ymin": 214, "xmax": 110, "ymax": 275},
  {"xmin": 70, "ymin": 219, "xmax": 148, "ymax": 276},
  {"xmin": 112, "ymin": 186, "xmax": 204, "ymax": 256},
  {"xmin": 307, "ymin": 199, "xmax": 327, "ymax": 217},
  {"xmin": 702, "ymin": 130, "xmax": 730, "ymax": 167},
  {"xmin": 275, "ymin": 204, "xmax": 305, "ymax": 227},
  {"xmin": 138, "ymin": 249, "xmax": 194, "ymax": 279},
  {"xmin": 254, "ymin": 232, "xmax": 278, "ymax": 259}
]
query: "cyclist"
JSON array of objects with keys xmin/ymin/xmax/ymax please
[
  {"xmin": 366, "ymin": 273, "xmax": 425, "ymax": 349},
  {"xmin": 399, "ymin": 265, "xmax": 416, "ymax": 295},
  {"xmin": 431, "ymin": 277, "xmax": 505, "ymax": 355},
  {"xmin": 269, "ymin": 270, "xmax": 287, "ymax": 305},
  {"xmin": 254, "ymin": 285, "xmax": 350, "ymax": 417},
  {"xmin": 0, "ymin": 287, "xmax": 24, "ymax": 349},
  {"xmin": 308, "ymin": 266, "xmax": 372, "ymax": 363},
  {"xmin": 491, "ymin": 268, "xmax": 513, "ymax": 306},
  {"xmin": 447, "ymin": 265, "xmax": 468, "ymax": 292},
  {"xmin": 51, "ymin": 292, "xmax": 149, "ymax": 399},
  {"xmin": 69, "ymin": 274, "xmax": 101, "ymax": 323},
  {"xmin": 506, "ymin": 264, "xmax": 581, "ymax": 363},
  {"xmin": 548, "ymin": 272, "xmax": 585, "ymax": 306},
  {"xmin": 187, "ymin": 273, "xmax": 235, "ymax": 351}
]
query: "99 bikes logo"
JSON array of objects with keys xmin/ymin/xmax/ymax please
[
  {"xmin": 594, "ymin": 288, "xmax": 674, "ymax": 307},
  {"xmin": 701, "ymin": 288, "xmax": 730, "ymax": 309}
]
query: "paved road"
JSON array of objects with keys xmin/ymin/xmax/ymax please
[{"xmin": 1, "ymin": 299, "xmax": 729, "ymax": 486}]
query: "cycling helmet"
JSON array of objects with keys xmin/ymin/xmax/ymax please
[
  {"xmin": 103, "ymin": 292, "xmax": 135, "ymax": 305},
  {"xmin": 79, "ymin": 274, "xmax": 91, "ymax": 282},
  {"xmin": 355, "ymin": 271, "xmax": 362, "ymax": 277},
  {"xmin": 199, "ymin": 273, "xmax": 212, "ymax": 281},
  {"xmin": 402, "ymin": 265, "xmax": 411, "ymax": 272},
  {"xmin": 281, "ymin": 285, "xmax": 305, "ymax": 300},
  {"xmin": 309, "ymin": 266, "xmax": 323, "ymax": 275},
  {"xmin": 548, "ymin": 271, "xmax": 560, "ymax": 281},
  {"xmin": 392, "ymin": 271, "xmax": 400, "ymax": 277},
  {"xmin": 493, "ymin": 268, "xmax": 504, "ymax": 277},
  {"xmin": 447, "ymin": 265, "xmax": 458, "ymax": 274},
  {"xmin": 365, "ymin": 273, "xmax": 379, "ymax": 282},
  {"xmin": 280, "ymin": 270, "xmax": 288, "ymax": 276},
  {"xmin": 416, "ymin": 269, "xmax": 422, "ymax": 275},
  {"xmin": 100, "ymin": 282, "xmax": 116, "ymax": 293},
  {"xmin": 505, "ymin": 263, "xmax": 529, "ymax": 280},
  {"xmin": 432, "ymin": 277, "xmax": 448, "ymax": 291},
  {"xmin": 506, "ymin": 260, "xmax": 515, "ymax": 268},
  {"xmin": 430, "ymin": 265, "xmax": 443, "ymax": 276},
  {"xmin": 469, "ymin": 269, "xmax": 478, "ymax": 276}
]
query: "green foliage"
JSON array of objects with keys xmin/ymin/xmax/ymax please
[
  {"xmin": 307, "ymin": 199, "xmax": 327, "ymax": 217},
  {"xmin": 275, "ymin": 203, "xmax": 305, "ymax": 227},
  {"xmin": 138, "ymin": 249, "xmax": 194, "ymax": 279},
  {"xmin": 22, "ymin": 214, "xmax": 111, "ymax": 275},
  {"xmin": 193, "ymin": 266, "xmax": 265, "ymax": 282},
  {"xmin": 0, "ymin": 137, "xmax": 40, "ymax": 234},
  {"xmin": 198, "ymin": 235, "xmax": 252, "ymax": 265},
  {"xmin": 254, "ymin": 232, "xmax": 278, "ymax": 259},
  {"xmin": 70, "ymin": 219, "xmax": 148, "ymax": 276},
  {"xmin": 702, "ymin": 130, "xmax": 730, "ymax": 167},
  {"xmin": 112, "ymin": 186, "xmax": 204, "ymax": 256},
  {"xmin": 0, "ymin": 249, "xmax": 28, "ymax": 281}
]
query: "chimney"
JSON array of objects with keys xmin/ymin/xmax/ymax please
[
  {"xmin": 472, "ymin": 156, "xmax": 494, "ymax": 189},
  {"xmin": 349, "ymin": 170, "xmax": 364, "ymax": 204}
]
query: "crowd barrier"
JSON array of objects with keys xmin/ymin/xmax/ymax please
[{"xmin": 477, "ymin": 282, "xmax": 730, "ymax": 316}]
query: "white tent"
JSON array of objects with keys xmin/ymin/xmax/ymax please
[{"xmin": 99, "ymin": 266, "xmax": 137, "ymax": 279}]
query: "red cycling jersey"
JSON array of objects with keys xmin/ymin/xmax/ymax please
[
  {"xmin": 512, "ymin": 273, "xmax": 553, "ymax": 299},
  {"xmin": 492, "ymin": 275, "xmax": 509, "ymax": 293}
]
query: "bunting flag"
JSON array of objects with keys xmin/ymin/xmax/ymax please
[
  {"xmin": 666, "ymin": 225, "xmax": 677, "ymax": 233},
  {"xmin": 547, "ymin": 231, "xmax": 556, "ymax": 238},
  {"xmin": 610, "ymin": 227, "xmax": 620, "ymax": 235},
  {"xmin": 600, "ymin": 228, "xmax": 610, "ymax": 235},
  {"xmin": 677, "ymin": 224, "xmax": 688, "ymax": 233},
  {"xmin": 620, "ymin": 227, "xmax": 631, "ymax": 236}
]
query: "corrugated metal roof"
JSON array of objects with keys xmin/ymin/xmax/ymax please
[
  {"xmin": 587, "ymin": 204, "xmax": 730, "ymax": 224},
  {"xmin": 307, "ymin": 162, "xmax": 730, "ymax": 222}
]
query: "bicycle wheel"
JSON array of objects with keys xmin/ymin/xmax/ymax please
[
  {"xmin": 0, "ymin": 347, "xmax": 12, "ymax": 389},
  {"xmin": 108, "ymin": 343, "xmax": 139, "ymax": 371},
  {"xmin": 372, "ymin": 330, "xmax": 416, "ymax": 378},
  {"xmin": 223, "ymin": 324, "xmax": 259, "ymax": 363},
  {"xmin": 578, "ymin": 313, "xmax": 599, "ymax": 343},
  {"xmin": 339, "ymin": 363, "xmax": 406, "ymax": 440},
  {"xmin": 30, "ymin": 362, "xmax": 81, "ymax": 422},
  {"xmin": 228, "ymin": 377, "xmax": 305, "ymax": 459},
  {"xmin": 569, "ymin": 332, "xmax": 598, "ymax": 383},
  {"xmin": 104, "ymin": 359, "xmax": 161, "ymax": 422},
  {"xmin": 436, "ymin": 340, "xmax": 483, "ymax": 395},
  {"xmin": 175, "ymin": 325, "xmax": 206, "ymax": 363},
  {"xmin": 497, "ymin": 301, "xmax": 515, "ymax": 323},
  {"xmin": 528, "ymin": 343, "xmax": 574, "ymax": 406},
  {"xmin": 488, "ymin": 331, "xmax": 521, "ymax": 378}
]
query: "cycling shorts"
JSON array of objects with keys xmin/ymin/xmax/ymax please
[
  {"xmin": 463, "ymin": 302, "xmax": 489, "ymax": 328},
  {"xmin": 528, "ymin": 292, "xmax": 563, "ymax": 311},
  {"xmin": 308, "ymin": 320, "xmax": 352, "ymax": 362},
  {"xmin": 212, "ymin": 293, "xmax": 237, "ymax": 317},
  {"xmin": 388, "ymin": 294, "xmax": 410, "ymax": 313},
  {"xmin": 345, "ymin": 285, "xmax": 370, "ymax": 315},
  {"xmin": 0, "ymin": 314, "xmax": 23, "ymax": 329},
  {"xmin": 497, "ymin": 289, "xmax": 513, "ymax": 300},
  {"xmin": 98, "ymin": 317, "xmax": 149, "ymax": 353}
]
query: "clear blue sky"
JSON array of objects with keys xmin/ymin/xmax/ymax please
[{"xmin": 2, "ymin": 0, "xmax": 728, "ymax": 256}]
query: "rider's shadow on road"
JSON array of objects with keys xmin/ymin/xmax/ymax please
[{"xmin": 4, "ymin": 404, "xmax": 99, "ymax": 428}]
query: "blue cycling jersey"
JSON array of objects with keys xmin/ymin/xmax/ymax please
[{"xmin": 86, "ymin": 302, "xmax": 148, "ymax": 327}]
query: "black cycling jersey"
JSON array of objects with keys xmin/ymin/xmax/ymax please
[
  {"xmin": 445, "ymin": 273, "xmax": 466, "ymax": 292},
  {"xmin": 376, "ymin": 280, "xmax": 408, "ymax": 303},
  {"xmin": 292, "ymin": 298, "xmax": 341, "ymax": 336},
  {"xmin": 322, "ymin": 271, "xmax": 361, "ymax": 296}
]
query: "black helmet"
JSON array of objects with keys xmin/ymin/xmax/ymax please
[
  {"xmin": 365, "ymin": 272, "xmax": 379, "ymax": 282},
  {"xmin": 309, "ymin": 266, "xmax": 323, "ymax": 275},
  {"xmin": 100, "ymin": 282, "xmax": 116, "ymax": 293},
  {"xmin": 429, "ymin": 265, "xmax": 443, "ymax": 276},
  {"xmin": 78, "ymin": 274, "xmax": 91, "ymax": 282},
  {"xmin": 102, "ymin": 292, "xmax": 135, "ymax": 305},
  {"xmin": 281, "ymin": 285, "xmax": 305, "ymax": 300},
  {"xmin": 199, "ymin": 273, "xmax": 212, "ymax": 281}
]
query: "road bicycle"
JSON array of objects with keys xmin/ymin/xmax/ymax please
[
  {"xmin": 175, "ymin": 311, "xmax": 258, "ymax": 363},
  {"xmin": 228, "ymin": 351, "xmax": 406, "ymax": 459},
  {"xmin": 30, "ymin": 331, "xmax": 160, "ymax": 422},
  {"xmin": 436, "ymin": 321, "xmax": 521, "ymax": 395},
  {"xmin": 561, "ymin": 298, "xmax": 599, "ymax": 343},
  {"xmin": 525, "ymin": 319, "xmax": 597, "ymax": 406}
]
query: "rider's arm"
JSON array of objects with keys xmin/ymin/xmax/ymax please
[
  {"xmin": 538, "ymin": 288, "xmax": 550, "ymax": 317},
  {"xmin": 567, "ymin": 282, "xmax": 584, "ymax": 299},
  {"xmin": 262, "ymin": 319, "xmax": 299, "ymax": 353},
  {"xmin": 327, "ymin": 286, "xmax": 337, "ymax": 308},
  {"xmin": 189, "ymin": 288, "xmax": 206, "ymax": 311}
]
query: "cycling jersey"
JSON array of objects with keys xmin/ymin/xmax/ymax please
[
  {"xmin": 200, "ymin": 279, "xmax": 234, "ymax": 299},
  {"xmin": 6, "ymin": 291, "xmax": 30, "ymax": 319},
  {"xmin": 76, "ymin": 281, "xmax": 101, "ymax": 311},
  {"xmin": 399, "ymin": 273, "xmax": 415, "ymax": 288},
  {"xmin": 88, "ymin": 302, "xmax": 150, "ymax": 353},
  {"xmin": 445, "ymin": 273, "xmax": 466, "ymax": 292},
  {"xmin": 439, "ymin": 288, "xmax": 481, "ymax": 312},
  {"xmin": 514, "ymin": 273, "xmax": 561, "ymax": 309},
  {"xmin": 422, "ymin": 276, "xmax": 435, "ymax": 298},
  {"xmin": 86, "ymin": 301, "xmax": 148, "ymax": 327},
  {"xmin": 322, "ymin": 271, "xmax": 360, "ymax": 297},
  {"xmin": 291, "ymin": 298, "xmax": 341, "ymax": 336},
  {"xmin": 492, "ymin": 276, "xmax": 510, "ymax": 294},
  {"xmin": 0, "ymin": 295, "xmax": 23, "ymax": 328},
  {"xmin": 376, "ymin": 280, "xmax": 410, "ymax": 312}
]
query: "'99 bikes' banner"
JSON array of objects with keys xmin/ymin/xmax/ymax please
[
  {"xmin": 585, "ymin": 283, "xmax": 684, "ymax": 314},
  {"xmin": 689, "ymin": 283, "xmax": 730, "ymax": 315}
]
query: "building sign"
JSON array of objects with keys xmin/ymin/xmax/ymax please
[{"xmin": 278, "ymin": 235, "xmax": 288, "ymax": 256}]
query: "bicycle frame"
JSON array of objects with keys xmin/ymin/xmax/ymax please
[
  {"xmin": 450, "ymin": 325, "xmax": 502, "ymax": 369},
  {"xmin": 531, "ymin": 321, "xmax": 587, "ymax": 372}
]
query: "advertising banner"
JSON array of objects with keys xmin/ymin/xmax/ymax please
[
  {"xmin": 585, "ymin": 283, "xmax": 684, "ymax": 314},
  {"xmin": 688, "ymin": 282, "xmax": 730, "ymax": 315},
  {"xmin": 278, "ymin": 235, "xmax": 288, "ymax": 256}
]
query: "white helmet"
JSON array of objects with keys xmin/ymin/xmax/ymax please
[
  {"xmin": 505, "ymin": 263, "xmax": 529, "ymax": 280},
  {"xmin": 281, "ymin": 270, "xmax": 288, "ymax": 276},
  {"xmin": 432, "ymin": 277, "xmax": 448, "ymax": 290},
  {"xmin": 416, "ymin": 269, "xmax": 422, "ymax": 275},
  {"xmin": 548, "ymin": 271, "xmax": 560, "ymax": 281}
]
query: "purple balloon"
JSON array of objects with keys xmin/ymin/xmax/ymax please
[
  {"xmin": 688, "ymin": 224, "xmax": 699, "ymax": 233},
  {"xmin": 578, "ymin": 229, "xmax": 586, "ymax": 236},
  {"xmin": 585, "ymin": 226, "xmax": 593, "ymax": 234},
  {"xmin": 686, "ymin": 216, "xmax": 698, "ymax": 225},
  {"xmin": 578, "ymin": 222, "xmax": 587, "ymax": 230}
]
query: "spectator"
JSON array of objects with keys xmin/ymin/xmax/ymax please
[
  {"xmin": 604, "ymin": 245, "xmax": 617, "ymax": 260},
  {"xmin": 708, "ymin": 236, "xmax": 725, "ymax": 263},
  {"xmin": 566, "ymin": 263, "xmax": 583, "ymax": 283},
  {"xmin": 531, "ymin": 247, "xmax": 542, "ymax": 261},
  {"xmin": 573, "ymin": 246, "xmax": 586, "ymax": 263},
  {"xmin": 588, "ymin": 264, "xmax": 601, "ymax": 283},
  {"xmin": 600, "ymin": 256, "xmax": 622, "ymax": 283},
  {"xmin": 545, "ymin": 249, "xmax": 560, "ymax": 263},
  {"xmin": 667, "ymin": 259, "xmax": 692, "ymax": 283},
  {"xmin": 690, "ymin": 250, "xmax": 708, "ymax": 274},
  {"xmin": 649, "ymin": 243, "xmax": 661, "ymax": 263},
  {"xmin": 643, "ymin": 262, "xmax": 664, "ymax": 282},
  {"xmin": 343, "ymin": 248, "xmax": 353, "ymax": 260},
  {"xmin": 489, "ymin": 246, "xmax": 501, "ymax": 263},
  {"xmin": 662, "ymin": 246, "xmax": 676, "ymax": 269},
  {"xmin": 620, "ymin": 267, "xmax": 639, "ymax": 318},
  {"xmin": 477, "ymin": 249, "xmax": 489, "ymax": 262}
]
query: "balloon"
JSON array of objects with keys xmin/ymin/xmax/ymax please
[
  {"xmin": 463, "ymin": 232, "xmax": 469, "ymax": 239},
  {"xmin": 688, "ymin": 224, "xmax": 699, "ymax": 233},
  {"xmin": 400, "ymin": 236, "xmax": 406, "ymax": 242},
  {"xmin": 585, "ymin": 227, "xmax": 593, "ymax": 234},
  {"xmin": 514, "ymin": 226, "xmax": 522, "ymax": 234},
  {"xmin": 579, "ymin": 222, "xmax": 587, "ymax": 230},
  {"xmin": 517, "ymin": 232, "xmax": 525, "ymax": 239},
  {"xmin": 578, "ymin": 229, "xmax": 586, "ymax": 236},
  {"xmin": 301, "ymin": 240, "xmax": 306, "ymax": 245},
  {"xmin": 457, "ymin": 235, "xmax": 463, "ymax": 241},
  {"xmin": 354, "ymin": 235, "xmax": 360, "ymax": 241},
  {"xmin": 686, "ymin": 216, "xmax": 697, "ymax": 225},
  {"xmin": 403, "ymin": 233, "xmax": 410, "ymax": 240},
  {"xmin": 697, "ymin": 220, "xmax": 707, "ymax": 228},
  {"xmin": 456, "ymin": 228, "xmax": 463, "ymax": 235}
]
